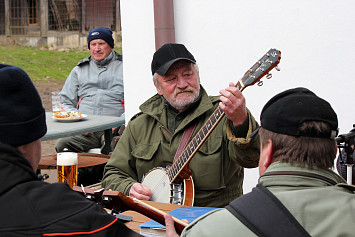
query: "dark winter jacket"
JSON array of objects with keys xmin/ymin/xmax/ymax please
[{"xmin": 0, "ymin": 142, "xmax": 140, "ymax": 236}]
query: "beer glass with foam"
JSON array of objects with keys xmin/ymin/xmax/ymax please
[{"xmin": 57, "ymin": 152, "xmax": 78, "ymax": 188}]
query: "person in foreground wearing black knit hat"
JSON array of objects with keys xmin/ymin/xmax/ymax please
[
  {"xmin": 56, "ymin": 27, "xmax": 124, "ymax": 157},
  {"xmin": 165, "ymin": 87, "xmax": 355, "ymax": 237},
  {"xmin": 0, "ymin": 64, "xmax": 140, "ymax": 236}
]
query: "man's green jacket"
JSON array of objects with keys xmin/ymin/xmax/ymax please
[
  {"xmin": 181, "ymin": 162, "xmax": 355, "ymax": 236},
  {"xmin": 102, "ymin": 87, "xmax": 260, "ymax": 207}
]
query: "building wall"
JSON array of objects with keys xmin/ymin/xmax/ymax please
[
  {"xmin": 85, "ymin": 0, "xmax": 115, "ymax": 30},
  {"xmin": 121, "ymin": 0, "xmax": 355, "ymax": 192}
]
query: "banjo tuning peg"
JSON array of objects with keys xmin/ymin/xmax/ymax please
[
  {"xmin": 257, "ymin": 81, "xmax": 263, "ymax": 86},
  {"xmin": 266, "ymin": 73, "xmax": 272, "ymax": 79}
]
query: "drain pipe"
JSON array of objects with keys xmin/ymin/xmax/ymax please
[{"xmin": 153, "ymin": 0, "xmax": 175, "ymax": 50}]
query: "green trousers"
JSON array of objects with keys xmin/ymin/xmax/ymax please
[{"xmin": 55, "ymin": 131, "xmax": 107, "ymax": 154}]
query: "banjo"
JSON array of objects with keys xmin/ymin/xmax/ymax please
[{"xmin": 142, "ymin": 48, "xmax": 281, "ymax": 205}]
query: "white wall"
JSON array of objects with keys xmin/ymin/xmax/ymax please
[{"xmin": 121, "ymin": 0, "xmax": 355, "ymax": 192}]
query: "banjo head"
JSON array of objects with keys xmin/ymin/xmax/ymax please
[{"xmin": 142, "ymin": 167, "xmax": 171, "ymax": 203}]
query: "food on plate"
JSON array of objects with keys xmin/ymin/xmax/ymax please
[{"xmin": 54, "ymin": 111, "xmax": 82, "ymax": 119}]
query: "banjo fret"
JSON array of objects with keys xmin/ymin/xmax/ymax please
[{"xmin": 169, "ymin": 106, "xmax": 226, "ymax": 183}]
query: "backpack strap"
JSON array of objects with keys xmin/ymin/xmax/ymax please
[{"xmin": 226, "ymin": 184, "xmax": 311, "ymax": 237}]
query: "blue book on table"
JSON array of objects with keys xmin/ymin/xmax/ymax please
[{"xmin": 139, "ymin": 206, "xmax": 218, "ymax": 230}]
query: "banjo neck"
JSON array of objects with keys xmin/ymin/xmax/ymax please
[
  {"xmin": 167, "ymin": 49, "xmax": 281, "ymax": 184},
  {"xmin": 72, "ymin": 186, "xmax": 188, "ymax": 234},
  {"xmin": 167, "ymin": 82, "xmax": 242, "ymax": 184}
]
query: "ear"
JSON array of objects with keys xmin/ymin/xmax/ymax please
[
  {"xmin": 16, "ymin": 139, "xmax": 42, "ymax": 172},
  {"xmin": 259, "ymin": 139, "xmax": 274, "ymax": 175},
  {"xmin": 263, "ymin": 139, "xmax": 274, "ymax": 168},
  {"xmin": 16, "ymin": 144, "xmax": 26, "ymax": 155},
  {"xmin": 154, "ymin": 80, "xmax": 163, "ymax": 95}
]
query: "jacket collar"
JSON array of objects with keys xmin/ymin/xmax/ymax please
[
  {"xmin": 91, "ymin": 50, "xmax": 114, "ymax": 66},
  {"xmin": 259, "ymin": 161, "xmax": 346, "ymax": 188}
]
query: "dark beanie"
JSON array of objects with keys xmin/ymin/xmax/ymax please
[
  {"xmin": 87, "ymin": 27, "xmax": 114, "ymax": 49},
  {"xmin": 0, "ymin": 64, "xmax": 47, "ymax": 147}
]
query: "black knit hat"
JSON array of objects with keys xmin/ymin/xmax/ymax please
[
  {"xmin": 0, "ymin": 64, "xmax": 47, "ymax": 146},
  {"xmin": 151, "ymin": 43, "xmax": 196, "ymax": 75},
  {"xmin": 260, "ymin": 87, "xmax": 338, "ymax": 139},
  {"xmin": 87, "ymin": 27, "xmax": 114, "ymax": 49}
]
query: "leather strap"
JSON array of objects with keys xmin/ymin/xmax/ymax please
[{"xmin": 173, "ymin": 122, "xmax": 197, "ymax": 163}]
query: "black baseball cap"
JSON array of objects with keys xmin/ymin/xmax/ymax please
[
  {"xmin": 252, "ymin": 87, "xmax": 338, "ymax": 139},
  {"xmin": 151, "ymin": 43, "xmax": 196, "ymax": 75}
]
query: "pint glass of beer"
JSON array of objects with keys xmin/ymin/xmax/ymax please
[{"xmin": 57, "ymin": 152, "xmax": 78, "ymax": 188}]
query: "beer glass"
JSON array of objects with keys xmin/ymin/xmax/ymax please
[
  {"xmin": 52, "ymin": 91, "xmax": 62, "ymax": 113},
  {"xmin": 57, "ymin": 152, "xmax": 78, "ymax": 188}
]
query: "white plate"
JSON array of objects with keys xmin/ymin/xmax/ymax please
[{"xmin": 52, "ymin": 114, "xmax": 87, "ymax": 122}]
